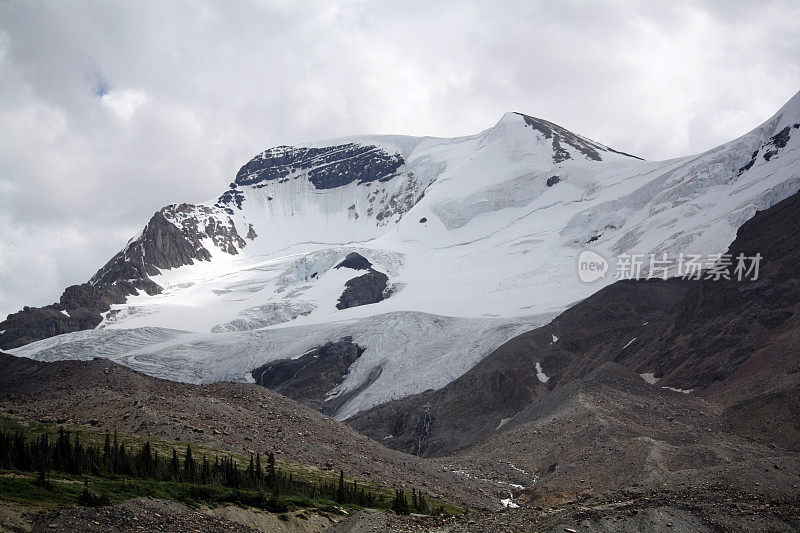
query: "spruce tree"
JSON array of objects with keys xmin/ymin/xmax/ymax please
[
  {"xmin": 392, "ymin": 489, "xmax": 410, "ymax": 515},
  {"xmin": 417, "ymin": 491, "xmax": 427, "ymax": 512},
  {"xmin": 184, "ymin": 444, "xmax": 195, "ymax": 482},
  {"xmin": 170, "ymin": 448, "xmax": 180, "ymax": 480},
  {"xmin": 247, "ymin": 454, "xmax": 255, "ymax": 484},
  {"xmin": 336, "ymin": 470, "xmax": 345, "ymax": 503},
  {"xmin": 267, "ymin": 452, "xmax": 276, "ymax": 488},
  {"xmin": 198, "ymin": 454, "xmax": 207, "ymax": 484},
  {"xmin": 103, "ymin": 432, "xmax": 111, "ymax": 468},
  {"xmin": 118, "ymin": 441, "xmax": 127, "ymax": 475}
]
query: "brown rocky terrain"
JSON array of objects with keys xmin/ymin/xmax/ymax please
[
  {"xmin": 616, "ymin": 190, "xmax": 800, "ymax": 451},
  {"xmin": 0, "ymin": 497, "xmax": 341, "ymax": 533},
  {"xmin": 252, "ymin": 337, "xmax": 366, "ymax": 416},
  {"xmin": 329, "ymin": 482, "xmax": 799, "ymax": 532},
  {"xmin": 447, "ymin": 363, "xmax": 799, "ymax": 509}
]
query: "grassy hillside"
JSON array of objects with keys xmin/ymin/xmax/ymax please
[{"xmin": 0, "ymin": 414, "xmax": 461, "ymax": 516}]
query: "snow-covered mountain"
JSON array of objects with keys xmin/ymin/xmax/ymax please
[{"xmin": 5, "ymin": 91, "xmax": 800, "ymax": 420}]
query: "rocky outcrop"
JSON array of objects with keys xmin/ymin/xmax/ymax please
[
  {"xmin": 91, "ymin": 210, "xmax": 209, "ymax": 287},
  {"xmin": 2, "ymin": 202, "xmax": 248, "ymax": 349},
  {"xmin": 332, "ymin": 252, "xmax": 392, "ymax": 310},
  {"xmin": 0, "ymin": 282, "xmax": 136, "ymax": 350},
  {"xmin": 216, "ymin": 185, "xmax": 245, "ymax": 212},
  {"xmin": 251, "ymin": 337, "xmax": 365, "ymax": 415},
  {"xmin": 739, "ymin": 122, "xmax": 799, "ymax": 173},
  {"xmin": 0, "ymin": 276, "xmax": 172, "ymax": 350},
  {"xmin": 516, "ymin": 113, "xmax": 642, "ymax": 163},
  {"xmin": 234, "ymin": 144, "xmax": 404, "ymax": 190},
  {"xmin": 335, "ymin": 252, "xmax": 373, "ymax": 271},
  {"xmin": 91, "ymin": 203, "xmax": 246, "ymax": 287},
  {"xmin": 762, "ymin": 122, "xmax": 799, "ymax": 161},
  {"xmin": 611, "ymin": 189, "xmax": 800, "ymax": 451},
  {"xmin": 336, "ymin": 270, "xmax": 390, "ymax": 310}
]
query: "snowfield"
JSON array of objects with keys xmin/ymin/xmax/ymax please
[{"xmin": 11, "ymin": 92, "xmax": 800, "ymax": 418}]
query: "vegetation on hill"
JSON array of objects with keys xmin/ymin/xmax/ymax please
[{"xmin": 0, "ymin": 416, "xmax": 452, "ymax": 516}]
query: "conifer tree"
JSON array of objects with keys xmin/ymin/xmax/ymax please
[
  {"xmin": 170, "ymin": 448, "xmax": 180, "ymax": 480},
  {"xmin": 118, "ymin": 441, "xmax": 128, "ymax": 475},
  {"xmin": 336, "ymin": 470, "xmax": 345, "ymax": 503},
  {"xmin": 266, "ymin": 452, "xmax": 276, "ymax": 488},
  {"xmin": 247, "ymin": 453, "xmax": 255, "ymax": 483},
  {"xmin": 184, "ymin": 444, "xmax": 196, "ymax": 482},
  {"xmin": 103, "ymin": 432, "xmax": 111, "ymax": 468},
  {"xmin": 392, "ymin": 489, "xmax": 410, "ymax": 515},
  {"xmin": 201, "ymin": 454, "xmax": 210, "ymax": 484}
]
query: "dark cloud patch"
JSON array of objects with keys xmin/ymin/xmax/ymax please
[
  {"xmin": 90, "ymin": 71, "xmax": 111, "ymax": 97},
  {"xmin": 0, "ymin": 0, "xmax": 799, "ymax": 319}
]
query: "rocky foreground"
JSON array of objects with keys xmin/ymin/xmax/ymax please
[
  {"xmin": 0, "ymin": 353, "xmax": 500, "ymax": 510},
  {"xmin": 0, "ymin": 497, "xmax": 339, "ymax": 532}
]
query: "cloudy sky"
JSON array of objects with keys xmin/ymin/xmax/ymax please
[{"xmin": 0, "ymin": 0, "xmax": 799, "ymax": 319}]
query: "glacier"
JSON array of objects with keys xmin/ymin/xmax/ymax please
[{"xmin": 10, "ymin": 91, "xmax": 800, "ymax": 419}]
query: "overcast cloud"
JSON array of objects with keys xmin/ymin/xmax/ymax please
[{"xmin": 1, "ymin": 0, "xmax": 799, "ymax": 319}]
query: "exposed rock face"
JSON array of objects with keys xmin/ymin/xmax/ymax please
[
  {"xmin": 336, "ymin": 270, "xmax": 390, "ymax": 310},
  {"xmin": 92, "ymin": 204, "xmax": 246, "ymax": 288},
  {"xmin": 613, "ymin": 189, "xmax": 800, "ymax": 450},
  {"xmin": 335, "ymin": 252, "xmax": 373, "ymax": 271},
  {"xmin": 0, "ymin": 283, "xmax": 131, "ymax": 350},
  {"xmin": 59, "ymin": 283, "xmax": 125, "ymax": 312},
  {"xmin": 251, "ymin": 337, "xmax": 365, "ymax": 415},
  {"xmin": 234, "ymin": 144, "xmax": 404, "ymax": 190},
  {"xmin": 516, "ymin": 113, "xmax": 643, "ymax": 163},
  {"xmin": 739, "ymin": 122, "xmax": 800, "ymax": 173},
  {"xmin": 332, "ymin": 252, "xmax": 392, "ymax": 310},
  {"xmin": 216, "ymin": 186, "xmax": 245, "ymax": 212},
  {"xmin": 91, "ymin": 211, "xmax": 208, "ymax": 287},
  {"xmin": 0, "ymin": 304, "xmax": 101, "ymax": 350},
  {"xmin": 448, "ymin": 362, "xmax": 800, "ymax": 521},
  {"xmin": 762, "ymin": 122, "xmax": 799, "ymax": 161},
  {"xmin": 1, "ymin": 201, "xmax": 248, "ymax": 350}
]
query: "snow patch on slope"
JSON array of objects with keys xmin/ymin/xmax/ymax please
[
  {"xmin": 535, "ymin": 362, "xmax": 550, "ymax": 383},
  {"xmin": 639, "ymin": 372, "xmax": 660, "ymax": 385}
]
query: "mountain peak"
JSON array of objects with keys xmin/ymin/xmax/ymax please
[{"xmin": 490, "ymin": 111, "xmax": 642, "ymax": 163}]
